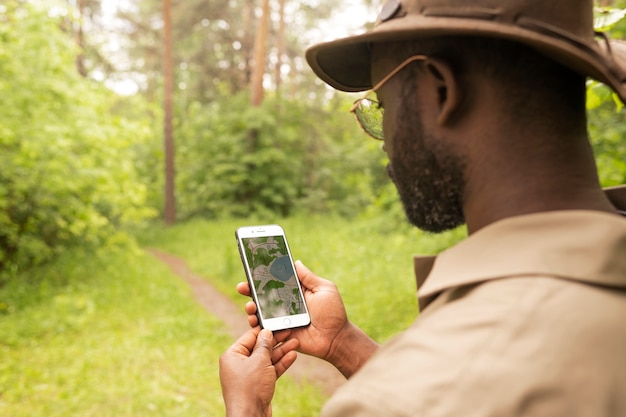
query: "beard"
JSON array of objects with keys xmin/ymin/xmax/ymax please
[{"xmin": 387, "ymin": 103, "xmax": 466, "ymax": 233}]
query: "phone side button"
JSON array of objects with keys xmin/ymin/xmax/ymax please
[{"xmin": 283, "ymin": 318, "xmax": 291, "ymax": 326}]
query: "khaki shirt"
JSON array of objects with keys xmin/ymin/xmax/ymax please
[{"xmin": 322, "ymin": 209, "xmax": 626, "ymax": 417}]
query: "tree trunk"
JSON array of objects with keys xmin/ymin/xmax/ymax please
[
  {"xmin": 275, "ymin": 0, "xmax": 286, "ymax": 93},
  {"xmin": 242, "ymin": 0, "xmax": 255, "ymax": 86},
  {"xmin": 250, "ymin": 0, "xmax": 270, "ymax": 107},
  {"xmin": 76, "ymin": 0, "xmax": 87, "ymax": 76},
  {"xmin": 163, "ymin": 0, "xmax": 176, "ymax": 225}
]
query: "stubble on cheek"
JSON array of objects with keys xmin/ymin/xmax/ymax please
[{"xmin": 389, "ymin": 121, "xmax": 467, "ymax": 233}]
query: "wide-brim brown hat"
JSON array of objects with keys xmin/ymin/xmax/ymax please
[{"xmin": 306, "ymin": 0, "xmax": 626, "ymax": 103}]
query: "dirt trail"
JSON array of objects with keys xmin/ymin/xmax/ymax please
[{"xmin": 146, "ymin": 248, "xmax": 345, "ymax": 395}]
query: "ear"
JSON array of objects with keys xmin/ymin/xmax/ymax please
[{"xmin": 423, "ymin": 58, "xmax": 462, "ymax": 126}]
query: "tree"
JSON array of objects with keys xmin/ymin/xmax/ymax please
[
  {"xmin": 250, "ymin": 0, "xmax": 270, "ymax": 106},
  {"xmin": 163, "ymin": 0, "xmax": 176, "ymax": 225},
  {"xmin": 61, "ymin": 0, "xmax": 116, "ymax": 79},
  {"xmin": 94, "ymin": 1, "xmax": 396, "ymax": 220},
  {"xmin": 274, "ymin": 0, "xmax": 286, "ymax": 93}
]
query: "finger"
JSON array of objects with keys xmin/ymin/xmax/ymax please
[
  {"xmin": 245, "ymin": 301, "xmax": 257, "ymax": 315},
  {"xmin": 252, "ymin": 328, "xmax": 275, "ymax": 360},
  {"xmin": 228, "ymin": 327, "xmax": 261, "ymax": 356},
  {"xmin": 248, "ymin": 314, "xmax": 259, "ymax": 327},
  {"xmin": 295, "ymin": 260, "xmax": 324, "ymax": 291},
  {"xmin": 246, "ymin": 301, "xmax": 259, "ymax": 327},
  {"xmin": 271, "ymin": 338, "xmax": 299, "ymax": 364},
  {"xmin": 274, "ymin": 351, "xmax": 298, "ymax": 378},
  {"xmin": 273, "ymin": 329, "xmax": 292, "ymax": 345},
  {"xmin": 236, "ymin": 281, "xmax": 251, "ymax": 297}
]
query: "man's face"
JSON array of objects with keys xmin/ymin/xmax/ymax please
[{"xmin": 374, "ymin": 51, "xmax": 466, "ymax": 233}]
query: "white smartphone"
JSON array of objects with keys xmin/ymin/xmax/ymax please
[{"xmin": 235, "ymin": 224, "xmax": 311, "ymax": 331}]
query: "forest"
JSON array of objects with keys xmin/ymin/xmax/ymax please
[
  {"xmin": 1, "ymin": 1, "xmax": 626, "ymax": 415},
  {"xmin": 0, "ymin": 0, "xmax": 396, "ymax": 278},
  {"xmin": 1, "ymin": 0, "xmax": 625, "ymax": 277}
]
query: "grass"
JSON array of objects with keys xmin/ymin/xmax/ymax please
[
  {"xmin": 0, "ymin": 215, "xmax": 464, "ymax": 416},
  {"xmin": 0, "ymin": 239, "xmax": 327, "ymax": 416},
  {"xmin": 137, "ymin": 214, "xmax": 465, "ymax": 342}
]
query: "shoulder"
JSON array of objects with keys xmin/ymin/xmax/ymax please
[
  {"xmin": 322, "ymin": 278, "xmax": 529, "ymax": 416},
  {"xmin": 322, "ymin": 276, "xmax": 626, "ymax": 417}
]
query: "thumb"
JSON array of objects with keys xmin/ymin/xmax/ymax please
[
  {"xmin": 295, "ymin": 260, "xmax": 322, "ymax": 290},
  {"xmin": 253, "ymin": 329, "xmax": 274, "ymax": 358}
]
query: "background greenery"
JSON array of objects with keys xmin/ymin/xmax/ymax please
[
  {"xmin": 2, "ymin": 1, "xmax": 625, "ymax": 277},
  {"xmin": 1, "ymin": 215, "xmax": 460, "ymax": 416},
  {"xmin": 0, "ymin": 236, "xmax": 328, "ymax": 416},
  {"xmin": 0, "ymin": 1, "xmax": 156, "ymax": 277},
  {"xmin": 1, "ymin": 0, "xmax": 626, "ymax": 415}
]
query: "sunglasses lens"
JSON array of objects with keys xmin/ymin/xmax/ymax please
[{"xmin": 354, "ymin": 99, "xmax": 384, "ymax": 140}]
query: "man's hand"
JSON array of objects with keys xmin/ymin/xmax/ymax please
[
  {"xmin": 237, "ymin": 260, "xmax": 379, "ymax": 378},
  {"xmin": 219, "ymin": 327, "xmax": 299, "ymax": 417}
]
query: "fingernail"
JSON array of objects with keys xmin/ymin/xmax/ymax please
[{"xmin": 261, "ymin": 329, "xmax": 273, "ymax": 340}]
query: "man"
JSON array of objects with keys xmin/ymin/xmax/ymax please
[{"xmin": 220, "ymin": 0, "xmax": 626, "ymax": 415}]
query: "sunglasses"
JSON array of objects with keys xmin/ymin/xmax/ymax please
[{"xmin": 349, "ymin": 54, "xmax": 428, "ymax": 140}]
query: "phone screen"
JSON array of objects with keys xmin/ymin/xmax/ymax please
[
  {"xmin": 236, "ymin": 225, "xmax": 310, "ymax": 331},
  {"xmin": 240, "ymin": 235, "xmax": 306, "ymax": 318}
]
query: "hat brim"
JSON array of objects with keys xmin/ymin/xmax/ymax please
[{"xmin": 305, "ymin": 15, "xmax": 626, "ymax": 103}]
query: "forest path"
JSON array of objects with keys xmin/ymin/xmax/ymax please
[{"xmin": 145, "ymin": 248, "xmax": 346, "ymax": 395}]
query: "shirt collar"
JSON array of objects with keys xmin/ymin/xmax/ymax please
[
  {"xmin": 414, "ymin": 209, "xmax": 626, "ymax": 310},
  {"xmin": 606, "ymin": 184, "xmax": 626, "ymax": 216}
]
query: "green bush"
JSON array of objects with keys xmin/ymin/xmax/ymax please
[
  {"xmin": 172, "ymin": 92, "xmax": 388, "ymax": 219},
  {"xmin": 587, "ymin": 83, "xmax": 626, "ymax": 186},
  {"xmin": 0, "ymin": 2, "xmax": 156, "ymax": 277}
]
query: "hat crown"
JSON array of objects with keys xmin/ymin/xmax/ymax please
[
  {"xmin": 378, "ymin": 0, "xmax": 595, "ymax": 41},
  {"xmin": 307, "ymin": 0, "xmax": 626, "ymax": 103}
]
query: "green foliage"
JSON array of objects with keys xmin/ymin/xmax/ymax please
[
  {"xmin": 588, "ymin": 4, "xmax": 626, "ymax": 111},
  {"xmin": 0, "ymin": 239, "xmax": 327, "ymax": 416},
  {"xmin": 153, "ymin": 2, "xmax": 626, "ymax": 225},
  {"xmin": 172, "ymin": 92, "xmax": 388, "ymax": 219},
  {"xmin": 587, "ymin": 4, "xmax": 626, "ymax": 185},
  {"xmin": 588, "ymin": 84, "xmax": 626, "ymax": 186},
  {"xmin": 0, "ymin": 2, "xmax": 156, "ymax": 276}
]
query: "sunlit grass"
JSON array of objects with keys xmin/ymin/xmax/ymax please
[
  {"xmin": 0, "ymin": 241, "xmax": 326, "ymax": 416},
  {"xmin": 137, "ymin": 214, "xmax": 465, "ymax": 342},
  {"xmin": 1, "ymin": 216, "xmax": 463, "ymax": 416}
]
